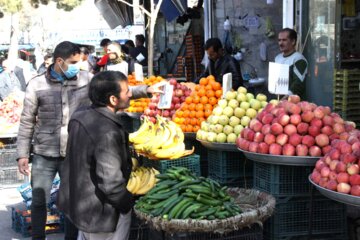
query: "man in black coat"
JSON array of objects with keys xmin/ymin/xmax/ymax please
[
  {"xmin": 196, "ymin": 38, "xmax": 243, "ymax": 90},
  {"xmin": 58, "ymin": 71, "xmax": 134, "ymax": 240}
]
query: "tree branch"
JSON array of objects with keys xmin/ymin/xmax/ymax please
[{"xmin": 117, "ymin": 0, "xmax": 151, "ymax": 17}]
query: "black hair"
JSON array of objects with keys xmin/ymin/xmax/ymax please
[
  {"xmin": 44, "ymin": 53, "xmax": 53, "ymax": 61},
  {"xmin": 280, "ymin": 28, "xmax": 298, "ymax": 43},
  {"xmin": 125, "ymin": 40, "xmax": 135, "ymax": 48},
  {"xmin": 53, "ymin": 41, "xmax": 81, "ymax": 61},
  {"xmin": 204, "ymin": 38, "xmax": 223, "ymax": 52},
  {"xmin": 100, "ymin": 38, "xmax": 112, "ymax": 47},
  {"xmin": 89, "ymin": 71, "xmax": 127, "ymax": 107},
  {"xmin": 79, "ymin": 47, "xmax": 90, "ymax": 55},
  {"xmin": 135, "ymin": 34, "xmax": 145, "ymax": 45}
]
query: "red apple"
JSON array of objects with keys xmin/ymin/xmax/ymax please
[
  {"xmin": 249, "ymin": 142, "xmax": 259, "ymax": 153},
  {"xmin": 340, "ymin": 142, "xmax": 352, "ymax": 154},
  {"xmin": 237, "ymin": 138, "xmax": 250, "ymax": 151},
  {"xmin": 288, "ymin": 103, "xmax": 301, "ymax": 115},
  {"xmin": 330, "ymin": 160, "xmax": 340, "ymax": 171},
  {"xmin": 270, "ymin": 123, "xmax": 284, "ymax": 136},
  {"xmin": 339, "ymin": 132, "xmax": 350, "ymax": 141},
  {"xmin": 321, "ymin": 126, "xmax": 333, "ymax": 136},
  {"xmin": 302, "ymin": 135, "xmax": 315, "ymax": 147},
  {"xmin": 340, "ymin": 153, "xmax": 357, "ymax": 164},
  {"xmin": 319, "ymin": 178, "xmax": 328, "ymax": 188},
  {"xmin": 258, "ymin": 142, "xmax": 270, "ymax": 154},
  {"xmin": 169, "ymin": 78, "xmax": 177, "ymax": 85},
  {"xmin": 322, "ymin": 145, "xmax": 332, "ymax": 155},
  {"xmin": 297, "ymin": 122, "xmax": 309, "ymax": 135},
  {"xmin": 296, "ymin": 144, "xmax": 309, "ymax": 156},
  {"xmin": 309, "ymin": 146, "xmax": 322, "ymax": 157},
  {"xmin": 310, "ymin": 118, "xmax": 323, "ymax": 128},
  {"xmin": 326, "ymin": 179, "xmax": 338, "ymax": 191},
  {"xmin": 288, "ymin": 95, "xmax": 301, "ymax": 104},
  {"xmin": 313, "ymin": 106, "xmax": 325, "ymax": 119},
  {"xmin": 282, "ymin": 144, "xmax": 295, "ymax": 156},
  {"xmin": 289, "ymin": 133, "xmax": 302, "ymax": 146},
  {"xmin": 337, "ymin": 182, "xmax": 351, "ymax": 194},
  {"xmin": 322, "ymin": 115, "xmax": 334, "ymax": 126},
  {"xmin": 278, "ymin": 114, "xmax": 290, "ymax": 126},
  {"xmin": 299, "ymin": 101, "xmax": 313, "ymax": 112},
  {"xmin": 264, "ymin": 134, "xmax": 276, "ymax": 145},
  {"xmin": 261, "ymin": 124, "xmax": 271, "ymax": 135},
  {"xmin": 254, "ymin": 132, "xmax": 265, "ymax": 143},
  {"xmin": 269, "ymin": 143, "xmax": 282, "ymax": 155},
  {"xmin": 315, "ymin": 134, "xmax": 330, "ymax": 147},
  {"xmin": 351, "ymin": 185, "xmax": 360, "ymax": 196},
  {"xmin": 315, "ymin": 159, "xmax": 327, "ymax": 171},
  {"xmin": 308, "ymin": 126, "xmax": 321, "ymax": 137},
  {"xmin": 284, "ymin": 124, "xmax": 297, "ymax": 136},
  {"xmin": 261, "ymin": 113, "xmax": 274, "ymax": 125},
  {"xmin": 301, "ymin": 111, "xmax": 314, "ymax": 123},
  {"xmin": 333, "ymin": 123, "xmax": 345, "ymax": 134},
  {"xmin": 311, "ymin": 170, "xmax": 321, "ymax": 184},
  {"xmin": 336, "ymin": 162, "xmax": 347, "ymax": 173},
  {"xmin": 347, "ymin": 164, "xmax": 360, "ymax": 175},
  {"xmin": 321, "ymin": 166, "xmax": 331, "ymax": 178},
  {"xmin": 349, "ymin": 175, "xmax": 360, "ymax": 185},
  {"xmin": 276, "ymin": 133, "xmax": 289, "ymax": 146},
  {"xmin": 290, "ymin": 114, "xmax": 302, "ymax": 125}
]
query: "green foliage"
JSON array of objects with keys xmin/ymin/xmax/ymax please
[
  {"xmin": 0, "ymin": 0, "xmax": 84, "ymax": 14},
  {"xmin": 0, "ymin": 0, "xmax": 23, "ymax": 13}
]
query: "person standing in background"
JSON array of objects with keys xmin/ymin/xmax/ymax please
[
  {"xmin": 129, "ymin": 34, "xmax": 148, "ymax": 66},
  {"xmin": 105, "ymin": 42, "xmax": 128, "ymax": 76},
  {"xmin": 92, "ymin": 38, "xmax": 112, "ymax": 74},
  {"xmin": 37, "ymin": 53, "xmax": 53, "ymax": 74},
  {"xmin": 79, "ymin": 47, "xmax": 95, "ymax": 72},
  {"xmin": 0, "ymin": 59, "xmax": 21, "ymax": 100},
  {"xmin": 275, "ymin": 28, "xmax": 308, "ymax": 100}
]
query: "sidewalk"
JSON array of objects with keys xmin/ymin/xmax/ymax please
[{"xmin": 0, "ymin": 186, "xmax": 64, "ymax": 240}]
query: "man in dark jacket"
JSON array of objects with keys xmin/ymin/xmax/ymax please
[
  {"xmin": 196, "ymin": 38, "xmax": 243, "ymax": 90},
  {"xmin": 129, "ymin": 34, "xmax": 148, "ymax": 66},
  {"xmin": 58, "ymin": 71, "xmax": 135, "ymax": 240}
]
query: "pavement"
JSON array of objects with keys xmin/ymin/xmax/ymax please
[{"xmin": 0, "ymin": 186, "xmax": 64, "ymax": 240}]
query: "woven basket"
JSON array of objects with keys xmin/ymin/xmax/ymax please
[{"xmin": 134, "ymin": 188, "xmax": 276, "ymax": 234}]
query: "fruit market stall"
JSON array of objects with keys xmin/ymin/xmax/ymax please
[{"xmin": 237, "ymin": 96, "xmax": 352, "ymax": 239}]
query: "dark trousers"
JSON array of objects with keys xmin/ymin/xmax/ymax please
[{"xmin": 30, "ymin": 154, "xmax": 78, "ymax": 240}]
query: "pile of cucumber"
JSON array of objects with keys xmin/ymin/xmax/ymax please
[{"xmin": 135, "ymin": 167, "xmax": 242, "ymax": 220}]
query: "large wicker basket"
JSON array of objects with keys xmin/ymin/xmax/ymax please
[{"xmin": 134, "ymin": 188, "xmax": 276, "ymax": 234}]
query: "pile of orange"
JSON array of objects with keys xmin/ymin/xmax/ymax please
[
  {"xmin": 126, "ymin": 98, "xmax": 151, "ymax": 113},
  {"xmin": 173, "ymin": 75, "xmax": 223, "ymax": 132},
  {"xmin": 128, "ymin": 74, "xmax": 164, "ymax": 86}
]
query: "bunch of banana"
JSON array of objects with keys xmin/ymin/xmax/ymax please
[
  {"xmin": 127, "ymin": 167, "xmax": 160, "ymax": 195},
  {"xmin": 129, "ymin": 116, "xmax": 194, "ymax": 160}
]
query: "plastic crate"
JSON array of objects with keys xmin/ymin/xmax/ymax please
[
  {"xmin": 149, "ymin": 224, "xmax": 262, "ymax": 240},
  {"xmin": 264, "ymin": 194, "xmax": 347, "ymax": 240},
  {"xmin": 253, "ymin": 162, "xmax": 314, "ymax": 197},
  {"xmin": 209, "ymin": 175, "xmax": 253, "ymax": 188},
  {"xmin": 130, "ymin": 212, "xmax": 149, "ymax": 240},
  {"xmin": 208, "ymin": 150, "xmax": 253, "ymax": 180},
  {"xmin": 184, "ymin": 138, "xmax": 208, "ymax": 177},
  {"xmin": 143, "ymin": 154, "xmax": 201, "ymax": 176},
  {"xmin": 0, "ymin": 167, "xmax": 26, "ymax": 186},
  {"xmin": 0, "ymin": 143, "xmax": 18, "ymax": 168}
]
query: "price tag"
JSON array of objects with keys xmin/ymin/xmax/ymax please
[
  {"xmin": 268, "ymin": 62, "xmax": 290, "ymax": 95},
  {"xmin": 157, "ymin": 82, "xmax": 174, "ymax": 109},
  {"xmin": 222, "ymin": 73, "xmax": 232, "ymax": 98},
  {"xmin": 134, "ymin": 63, "xmax": 144, "ymax": 82}
]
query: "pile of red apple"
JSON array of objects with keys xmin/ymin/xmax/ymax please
[
  {"xmin": 311, "ymin": 130, "xmax": 360, "ymax": 196},
  {"xmin": 0, "ymin": 92, "xmax": 24, "ymax": 124},
  {"xmin": 236, "ymin": 95, "xmax": 355, "ymax": 157},
  {"xmin": 143, "ymin": 78, "xmax": 191, "ymax": 123}
]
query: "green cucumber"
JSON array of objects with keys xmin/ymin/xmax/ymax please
[
  {"xmin": 181, "ymin": 204, "xmax": 203, "ymax": 219},
  {"xmin": 147, "ymin": 189, "xmax": 178, "ymax": 200},
  {"xmin": 161, "ymin": 196, "xmax": 184, "ymax": 216},
  {"xmin": 168, "ymin": 198, "xmax": 193, "ymax": 219},
  {"xmin": 196, "ymin": 194, "xmax": 222, "ymax": 206},
  {"xmin": 191, "ymin": 207, "xmax": 218, "ymax": 219}
]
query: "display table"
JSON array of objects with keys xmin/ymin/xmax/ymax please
[{"xmin": 197, "ymin": 139, "xmax": 237, "ymax": 152}]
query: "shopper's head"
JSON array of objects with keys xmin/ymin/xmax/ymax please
[
  {"xmin": 89, "ymin": 71, "xmax": 132, "ymax": 111},
  {"xmin": 204, "ymin": 38, "xmax": 224, "ymax": 61},
  {"xmin": 107, "ymin": 42, "xmax": 125, "ymax": 62},
  {"xmin": 53, "ymin": 41, "xmax": 81, "ymax": 78},
  {"xmin": 135, "ymin": 34, "xmax": 145, "ymax": 47},
  {"xmin": 278, "ymin": 28, "xmax": 297, "ymax": 55}
]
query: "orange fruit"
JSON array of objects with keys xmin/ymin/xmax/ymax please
[
  {"xmin": 181, "ymin": 103, "xmax": 188, "ymax": 111},
  {"xmin": 215, "ymin": 89, "xmax": 223, "ymax": 98},
  {"xmin": 180, "ymin": 125, "xmax": 187, "ymax": 132},
  {"xmin": 195, "ymin": 111, "xmax": 204, "ymax": 118},
  {"xmin": 176, "ymin": 110, "xmax": 183, "ymax": 117},
  {"xmin": 200, "ymin": 96, "xmax": 208, "ymax": 104},
  {"xmin": 205, "ymin": 85, "xmax": 213, "ymax": 90},
  {"xmin": 193, "ymin": 125, "xmax": 200, "ymax": 132},
  {"xmin": 206, "ymin": 90, "xmax": 215, "ymax": 98},
  {"xmin": 198, "ymin": 117, "xmax": 206, "ymax": 123},
  {"xmin": 207, "ymin": 75, "xmax": 215, "ymax": 82},
  {"xmin": 185, "ymin": 125, "xmax": 193, "ymax": 132},
  {"xmin": 192, "ymin": 96, "xmax": 200, "ymax": 104},
  {"xmin": 209, "ymin": 97, "xmax": 217, "ymax": 105},
  {"xmin": 197, "ymin": 88, "xmax": 206, "ymax": 97},
  {"xmin": 199, "ymin": 78, "xmax": 209, "ymax": 86},
  {"xmin": 184, "ymin": 118, "xmax": 191, "ymax": 125},
  {"xmin": 185, "ymin": 97, "xmax": 192, "ymax": 104},
  {"xmin": 195, "ymin": 104, "xmax": 204, "ymax": 111},
  {"xmin": 183, "ymin": 110, "xmax": 190, "ymax": 118},
  {"xmin": 190, "ymin": 110, "xmax": 197, "ymax": 118},
  {"xmin": 195, "ymin": 85, "xmax": 201, "ymax": 91},
  {"xmin": 204, "ymin": 109, "xmax": 212, "ymax": 117},
  {"xmin": 212, "ymin": 81, "xmax": 222, "ymax": 91},
  {"xmin": 188, "ymin": 103, "xmax": 196, "ymax": 111},
  {"xmin": 190, "ymin": 118, "xmax": 198, "ymax": 125},
  {"xmin": 204, "ymin": 104, "xmax": 213, "ymax": 110}
]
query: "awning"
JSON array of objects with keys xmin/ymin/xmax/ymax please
[
  {"xmin": 95, "ymin": 0, "xmax": 134, "ymax": 29},
  {"xmin": 158, "ymin": 0, "xmax": 188, "ymax": 22}
]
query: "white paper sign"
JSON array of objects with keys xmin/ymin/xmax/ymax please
[
  {"xmin": 268, "ymin": 62, "xmax": 290, "ymax": 95},
  {"xmin": 222, "ymin": 73, "xmax": 232, "ymax": 98},
  {"xmin": 136, "ymin": 53, "xmax": 145, "ymax": 62},
  {"xmin": 134, "ymin": 63, "xmax": 144, "ymax": 82},
  {"xmin": 158, "ymin": 83, "xmax": 174, "ymax": 109}
]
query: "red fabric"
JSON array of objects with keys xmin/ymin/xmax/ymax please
[{"xmin": 97, "ymin": 54, "xmax": 109, "ymax": 66}]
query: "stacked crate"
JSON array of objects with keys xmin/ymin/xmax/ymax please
[
  {"xmin": 207, "ymin": 150, "xmax": 253, "ymax": 188},
  {"xmin": 252, "ymin": 161, "xmax": 348, "ymax": 239},
  {"xmin": 333, "ymin": 69, "xmax": 360, "ymax": 127},
  {"xmin": 0, "ymin": 138, "xmax": 26, "ymax": 187},
  {"xmin": 184, "ymin": 138, "xmax": 208, "ymax": 176}
]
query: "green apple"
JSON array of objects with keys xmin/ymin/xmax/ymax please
[
  {"xmin": 227, "ymin": 133, "xmax": 237, "ymax": 143},
  {"xmin": 240, "ymin": 101, "xmax": 250, "ymax": 110},
  {"xmin": 207, "ymin": 132, "xmax": 217, "ymax": 142},
  {"xmin": 246, "ymin": 108, "xmax": 257, "ymax": 118},
  {"xmin": 219, "ymin": 115, "xmax": 229, "ymax": 125},
  {"xmin": 223, "ymin": 125, "xmax": 234, "ymax": 135},
  {"xmin": 234, "ymin": 107, "xmax": 246, "ymax": 118},
  {"xmin": 225, "ymin": 91, "xmax": 237, "ymax": 100},
  {"xmin": 217, "ymin": 99, "xmax": 228, "ymax": 108},
  {"xmin": 196, "ymin": 130, "xmax": 203, "ymax": 139},
  {"xmin": 229, "ymin": 116, "xmax": 241, "ymax": 127},
  {"xmin": 241, "ymin": 115, "xmax": 251, "ymax": 126},
  {"xmin": 258, "ymin": 108, "xmax": 263, "ymax": 113},
  {"xmin": 201, "ymin": 121, "xmax": 209, "ymax": 131},
  {"xmin": 213, "ymin": 124, "xmax": 224, "ymax": 134},
  {"xmin": 256, "ymin": 93, "xmax": 267, "ymax": 101},
  {"xmin": 250, "ymin": 99, "xmax": 261, "ymax": 110},
  {"xmin": 270, "ymin": 99, "xmax": 279, "ymax": 106},
  {"xmin": 212, "ymin": 106, "xmax": 223, "ymax": 116},
  {"xmin": 216, "ymin": 133, "xmax": 227, "ymax": 143},
  {"xmin": 223, "ymin": 106, "xmax": 234, "ymax": 117},
  {"xmin": 246, "ymin": 93, "xmax": 254, "ymax": 101},
  {"xmin": 237, "ymin": 86, "xmax": 247, "ymax": 94},
  {"xmin": 208, "ymin": 124, "xmax": 216, "ymax": 133},
  {"xmin": 201, "ymin": 131, "xmax": 208, "ymax": 140},
  {"xmin": 261, "ymin": 101, "xmax": 268, "ymax": 108},
  {"xmin": 209, "ymin": 115, "xmax": 220, "ymax": 124},
  {"xmin": 234, "ymin": 125, "xmax": 244, "ymax": 135},
  {"xmin": 236, "ymin": 93, "xmax": 247, "ymax": 102},
  {"xmin": 228, "ymin": 99, "xmax": 239, "ymax": 109}
]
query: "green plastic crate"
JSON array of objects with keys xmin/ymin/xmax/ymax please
[
  {"xmin": 209, "ymin": 175, "xmax": 253, "ymax": 188},
  {"xmin": 264, "ymin": 194, "xmax": 347, "ymax": 240},
  {"xmin": 253, "ymin": 162, "xmax": 314, "ymax": 197},
  {"xmin": 184, "ymin": 138, "xmax": 208, "ymax": 176},
  {"xmin": 208, "ymin": 150, "xmax": 253, "ymax": 180},
  {"xmin": 143, "ymin": 154, "xmax": 201, "ymax": 176}
]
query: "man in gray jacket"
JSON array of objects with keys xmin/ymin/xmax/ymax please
[{"xmin": 16, "ymin": 41, "xmax": 156, "ymax": 240}]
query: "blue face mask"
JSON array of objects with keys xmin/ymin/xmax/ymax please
[{"xmin": 59, "ymin": 59, "xmax": 79, "ymax": 79}]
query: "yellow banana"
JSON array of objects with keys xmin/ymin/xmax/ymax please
[
  {"xmin": 126, "ymin": 173, "xmax": 136, "ymax": 193},
  {"xmin": 154, "ymin": 142, "xmax": 185, "ymax": 159},
  {"xmin": 129, "ymin": 118, "xmax": 150, "ymax": 142},
  {"xmin": 131, "ymin": 173, "xmax": 142, "ymax": 194},
  {"xmin": 136, "ymin": 168, "xmax": 156, "ymax": 195},
  {"xmin": 169, "ymin": 146, "xmax": 195, "ymax": 160}
]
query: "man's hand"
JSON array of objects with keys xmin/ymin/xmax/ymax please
[
  {"xmin": 146, "ymin": 81, "xmax": 166, "ymax": 95},
  {"xmin": 18, "ymin": 158, "xmax": 30, "ymax": 176}
]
